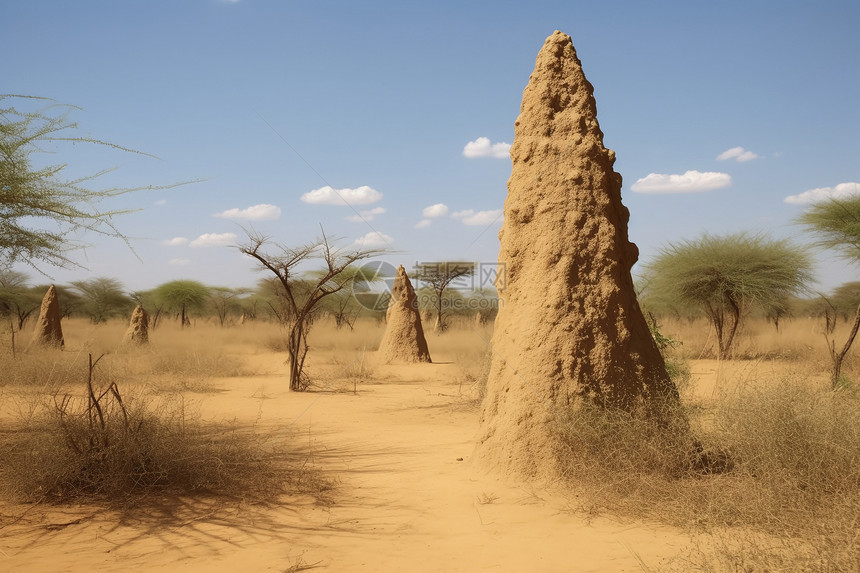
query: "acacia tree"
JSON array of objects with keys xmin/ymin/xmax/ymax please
[
  {"xmin": 209, "ymin": 286, "xmax": 249, "ymax": 327},
  {"xmin": 239, "ymin": 229, "xmax": 383, "ymax": 391},
  {"xmin": 70, "ymin": 277, "xmax": 133, "ymax": 323},
  {"xmin": 0, "ymin": 269, "xmax": 41, "ymax": 330},
  {"xmin": 130, "ymin": 289, "xmax": 166, "ymax": 328},
  {"xmin": 316, "ymin": 265, "xmax": 380, "ymax": 330},
  {"xmin": 0, "ymin": 95, "xmax": 184, "ymax": 271},
  {"xmin": 152, "ymin": 280, "xmax": 209, "ymax": 327},
  {"xmin": 413, "ymin": 261, "xmax": 475, "ymax": 332},
  {"xmin": 798, "ymin": 195, "xmax": 860, "ymax": 386},
  {"xmin": 644, "ymin": 233, "xmax": 812, "ymax": 360}
]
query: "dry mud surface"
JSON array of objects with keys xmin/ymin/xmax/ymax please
[{"xmin": 1, "ymin": 354, "xmax": 692, "ymax": 572}]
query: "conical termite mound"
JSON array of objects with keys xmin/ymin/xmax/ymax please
[
  {"xmin": 477, "ymin": 31, "xmax": 681, "ymax": 479},
  {"xmin": 377, "ymin": 265, "xmax": 432, "ymax": 363}
]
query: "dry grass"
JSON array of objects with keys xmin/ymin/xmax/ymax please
[
  {"xmin": 659, "ymin": 315, "xmax": 857, "ymax": 365},
  {"xmin": 0, "ymin": 319, "xmax": 331, "ymax": 508},
  {"xmin": 4, "ymin": 313, "xmax": 860, "ymax": 570},
  {"xmin": 0, "ymin": 381, "xmax": 330, "ymax": 507},
  {"xmin": 0, "ymin": 318, "xmax": 258, "ymax": 393},
  {"xmin": 556, "ymin": 374, "xmax": 860, "ymax": 571},
  {"xmin": 451, "ymin": 345, "xmax": 492, "ymax": 403},
  {"xmin": 318, "ymin": 350, "xmax": 378, "ymax": 393}
]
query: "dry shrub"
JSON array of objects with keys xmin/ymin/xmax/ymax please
[
  {"xmin": 316, "ymin": 351, "xmax": 376, "ymax": 393},
  {"xmin": 0, "ymin": 346, "xmax": 249, "ymax": 394},
  {"xmin": 306, "ymin": 317, "xmax": 384, "ymax": 353},
  {"xmin": 0, "ymin": 382, "xmax": 329, "ymax": 505},
  {"xmin": 454, "ymin": 347, "xmax": 492, "ymax": 403},
  {"xmin": 557, "ymin": 378, "xmax": 860, "ymax": 571},
  {"xmin": 0, "ymin": 348, "xmax": 84, "ymax": 393},
  {"xmin": 120, "ymin": 347, "xmax": 250, "ymax": 387}
]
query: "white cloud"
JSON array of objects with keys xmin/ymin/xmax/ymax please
[
  {"xmin": 190, "ymin": 232, "xmax": 238, "ymax": 248},
  {"xmin": 422, "ymin": 203, "xmax": 449, "ymax": 218},
  {"xmin": 162, "ymin": 237, "xmax": 188, "ymax": 247},
  {"xmin": 301, "ymin": 185, "xmax": 382, "ymax": 205},
  {"xmin": 353, "ymin": 232, "xmax": 393, "ymax": 248},
  {"xmin": 452, "ymin": 209, "xmax": 504, "ymax": 226},
  {"xmin": 345, "ymin": 207, "xmax": 386, "ymax": 222},
  {"xmin": 784, "ymin": 182, "xmax": 860, "ymax": 205},
  {"xmin": 463, "ymin": 137, "xmax": 511, "ymax": 159},
  {"xmin": 168, "ymin": 258, "xmax": 191, "ymax": 266},
  {"xmin": 214, "ymin": 203, "xmax": 281, "ymax": 221},
  {"xmin": 631, "ymin": 170, "xmax": 732, "ymax": 194},
  {"xmin": 415, "ymin": 219, "xmax": 432, "ymax": 229},
  {"xmin": 155, "ymin": 199, "xmax": 167, "ymax": 206},
  {"xmin": 717, "ymin": 146, "xmax": 759, "ymax": 162}
]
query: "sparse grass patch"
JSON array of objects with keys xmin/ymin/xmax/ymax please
[
  {"xmin": 556, "ymin": 377, "xmax": 860, "ymax": 571},
  {"xmin": 0, "ymin": 381, "xmax": 330, "ymax": 506},
  {"xmin": 0, "ymin": 347, "xmax": 85, "ymax": 393},
  {"xmin": 454, "ymin": 347, "xmax": 492, "ymax": 404},
  {"xmin": 319, "ymin": 351, "xmax": 376, "ymax": 393}
]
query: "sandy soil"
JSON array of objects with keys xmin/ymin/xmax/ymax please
[{"xmin": 1, "ymin": 352, "xmax": 693, "ymax": 572}]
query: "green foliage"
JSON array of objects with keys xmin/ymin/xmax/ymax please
[
  {"xmin": 413, "ymin": 261, "xmax": 476, "ymax": 331},
  {"xmin": 0, "ymin": 268, "xmax": 41, "ymax": 328},
  {"xmin": 152, "ymin": 280, "xmax": 210, "ymax": 326},
  {"xmin": 797, "ymin": 194, "xmax": 860, "ymax": 261},
  {"xmin": 208, "ymin": 286, "xmax": 249, "ymax": 327},
  {"xmin": 644, "ymin": 233, "xmax": 812, "ymax": 359},
  {"xmin": 798, "ymin": 196, "xmax": 860, "ymax": 387},
  {"xmin": 828, "ymin": 281, "xmax": 860, "ymax": 320},
  {"xmin": 70, "ymin": 277, "xmax": 133, "ymax": 323},
  {"xmin": 645, "ymin": 312, "xmax": 690, "ymax": 389},
  {"xmin": 0, "ymin": 95, "xmax": 182, "ymax": 271}
]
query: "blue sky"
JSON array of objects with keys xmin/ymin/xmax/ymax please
[{"xmin": 4, "ymin": 0, "xmax": 859, "ymax": 293}]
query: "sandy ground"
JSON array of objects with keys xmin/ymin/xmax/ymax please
[{"xmin": 1, "ymin": 352, "xmax": 694, "ymax": 572}]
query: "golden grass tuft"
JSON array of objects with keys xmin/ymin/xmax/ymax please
[
  {"xmin": 0, "ymin": 319, "xmax": 332, "ymax": 507},
  {"xmin": 556, "ymin": 373, "xmax": 860, "ymax": 571},
  {"xmin": 0, "ymin": 381, "xmax": 331, "ymax": 506}
]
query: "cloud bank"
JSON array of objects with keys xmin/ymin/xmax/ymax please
[
  {"xmin": 353, "ymin": 231, "xmax": 393, "ymax": 248},
  {"xmin": 214, "ymin": 203, "xmax": 281, "ymax": 221},
  {"xmin": 717, "ymin": 146, "xmax": 759, "ymax": 162},
  {"xmin": 190, "ymin": 232, "xmax": 237, "ymax": 248},
  {"xmin": 784, "ymin": 182, "xmax": 860, "ymax": 205},
  {"xmin": 162, "ymin": 237, "xmax": 189, "ymax": 247},
  {"xmin": 463, "ymin": 137, "xmax": 511, "ymax": 159},
  {"xmin": 631, "ymin": 170, "xmax": 732, "ymax": 194},
  {"xmin": 345, "ymin": 207, "xmax": 386, "ymax": 222},
  {"xmin": 422, "ymin": 203, "xmax": 449, "ymax": 218},
  {"xmin": 452, "ymin": 209, "xmax": 503, "ymax": 226},
  {"xmin": 301, "ymin": 185, "xmax": 382, "ymax": 205}
]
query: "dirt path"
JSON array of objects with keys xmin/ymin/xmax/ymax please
[{"xmin": 1, "ymin": 359, "xmax": 690, "ymax": 572}]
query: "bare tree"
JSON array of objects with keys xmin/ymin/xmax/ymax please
[
  {"xmin": 799, "ymin": 195, "xmax": 860, "ymax": 387},
  {"xmin": 413, "ymin": 261, "xmax": 475, "ymax": 332},
  {"xmin": 0, "ymin": 269, "xmax": 41, "ymax": 330},
  {"xmin": 239, "ymin": 228, "xmax": 384, "ymax": 391},
  {"xmin": 209, "ymin": 286, "xmax": 249, "ymax": 327}
]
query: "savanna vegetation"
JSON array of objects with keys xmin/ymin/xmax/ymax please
[{"xmin": 3, "ymin": 95, "xmax": 860, "ymax": 571}]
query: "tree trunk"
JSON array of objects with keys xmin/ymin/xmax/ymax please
[
  {"xmin": 287, "ymin": 320, "xmax": 310, "ymax": 391},
  {"xmin": 720, "ymin": 298, "xmax": 742, "ymax": 360},
  {"xmin": 435, "ymin": 291, "xmax": 445, "ymax": 332},
  {"xmin": 830, "ymin": 302, "xmax": 860, "ymax": 388}
]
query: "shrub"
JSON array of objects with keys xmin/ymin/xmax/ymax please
[{"xmin": 0, "ymin": 355, "xmax": 329, "ymax": 505}]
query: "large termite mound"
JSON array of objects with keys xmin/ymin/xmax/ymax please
[
  {"xmin": 29, "ymin": 284, "xmax": 64, "ymax": 349},
  {"xmin": 377, "ymin": 265, "xmax": 432, "ymax": 363},
  {"xmin": 477, "ymin": 31, "xmax": 679, "ymax": 479},
  {"xmin": 123, "ymin": 305, "xmax": 150, "ymax": 345}
]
